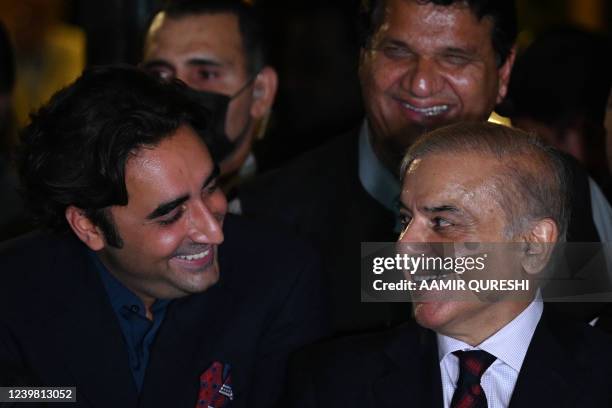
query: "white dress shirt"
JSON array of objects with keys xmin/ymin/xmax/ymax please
[{"xmin": 437, "ymin": 299, "xmax": 543, "ymax": 408}]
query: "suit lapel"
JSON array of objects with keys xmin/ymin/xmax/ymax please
[
  {"xmin": 140, "ymin": 278, "xmax": 235, "ymax": 407},
  {"xmin": 42, "ymin": 240, "xmax": 137, "ymax": 408},
  {"xmin": 509, "ymin": 312, "xmax": 577, "ymax": 408},
  {"xmin": 373, "ymin": 325, "xmax": 443, "ymax": 408}
]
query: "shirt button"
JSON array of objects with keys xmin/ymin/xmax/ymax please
[{"xmin": 130, "ymin": 305, "xmax": 139, "ymax": 313}]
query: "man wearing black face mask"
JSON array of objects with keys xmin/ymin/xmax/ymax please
[{"xmin": 142, "ymin": 0, "xmax": 278, "ymax": 192}]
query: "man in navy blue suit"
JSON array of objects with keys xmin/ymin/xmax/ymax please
[
  {"xmin": 0, "ymin": 66, "xmax": 327, "ymax": 408},
  {"xmin": 287, "ymin": 122, "xmax": 612, "ymax": 407}
]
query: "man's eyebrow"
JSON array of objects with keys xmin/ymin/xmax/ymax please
[
  {"xmin": 146, "ymin": 195, "xmax": 189, "ymax": 220},
  {"xmin": 186, "ymin": 57, "xmax": 224, "ymax": 68},
  {"xmin": 145, "ymin": 164, "xmax": 220, "ymax": 220},
  {"xmin": 422, "ymin": 205, "xmax": 461, "ymax": 214}
]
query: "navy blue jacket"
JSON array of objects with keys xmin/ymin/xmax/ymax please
[{"xmin": 0, "ymin": 214, "xmax": 329, "ymax": 408}]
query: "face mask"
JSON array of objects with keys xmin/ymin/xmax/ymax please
[{"xmin": 181, "ymin": 74, "xmax": 258, "ymax": 163}]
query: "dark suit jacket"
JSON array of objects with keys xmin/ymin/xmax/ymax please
[
  {"xmin": 239, "ymin": 128, "xmax": 408, "ymax": 334},
  {"xmin": 238, "ymin": 126, "xmax": 603, "ymax": 333},
  {"xmin": 0, "ymin": 214, "xmax": 329, "ymax": 408},
  {"xmin": 286, "ymin": 310, "xmax": 612, "ymax": 407}
]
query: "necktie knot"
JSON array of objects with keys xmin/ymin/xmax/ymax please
[
  {"xmin": 453, "ymin": 350, "xmax": 496, "ymax": 381},
  {"xmin": 450, "ymin": 350, "xmax": 496, "ymax": 408}
]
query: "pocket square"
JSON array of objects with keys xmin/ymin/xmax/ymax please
[{"xmin": 196, "ymin": 361, "xmax": 234, "ymax": 407}]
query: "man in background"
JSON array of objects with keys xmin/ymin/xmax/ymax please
[{"xmin": 142, "ymin": 0, "xmax": 278, "ymax": 193}]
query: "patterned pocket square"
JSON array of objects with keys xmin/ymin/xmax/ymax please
[{"xmin": 196, "ymin": 361, "xmax": 234, "ymax": 408}]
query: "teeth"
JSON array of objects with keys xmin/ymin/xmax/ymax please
[
  {"xmin": 176, "ymin": 249, "xmax": 210, "ymax": 261},
  {"xmin": 402, "ymin": 102, "xmax": 449, "ymax": 116}
]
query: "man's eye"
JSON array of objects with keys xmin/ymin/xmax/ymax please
[
  {"xmin": 149, "ymin": 68, "xmax": 175, "ymax": 82},
  {"xmin": 203, "ymin": 179, "xmax": 219, "ymax": 195},
  {"xmin": 442, "ymin": 54, "xmax": 470, "ymax": 67},
  {"xmin": 383, "ymin": 45, "xmax": 413, "ymax": 60},
  {"xmin": 399, "ymin": 213, "xmax": 413, "ymax": 228},
  {"xmin": 198, "ymin": 70, "xmax": 220, "ymax": 80},
  {"xmin": 432, "ymin": 217, "xmax": 452, "ymax": 229},
  {"xmin": 158, "ymin": 207, "xmax": 185, "ymax": 226}
]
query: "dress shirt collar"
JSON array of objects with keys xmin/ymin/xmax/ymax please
[
  {"xmin": 358, "ymin": 119, "xmax": 400, "ymax": 214},
  {"xmin": 88, "ymin": 250, "xmax": 170, "ymax": 317},
  {"xmin": 437, "ymin": 294, "xmax": 543, "ymax": 373}
]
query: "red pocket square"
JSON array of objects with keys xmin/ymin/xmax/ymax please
[{"xmin": 196, "ymin": 361, "xmax": 234, "ymax": 407}]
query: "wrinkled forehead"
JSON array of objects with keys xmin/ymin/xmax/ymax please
[
  {"xmin": 401, "ymin": 152, "xmax": 506, "ymax": 208},
  {"xmin": 371, "ymin": 0, "xmax": 495, "ymax": 48}
]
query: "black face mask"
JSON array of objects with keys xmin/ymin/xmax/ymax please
[
  {"xmin": 181, "ymin": 87, "xmax": 234, "ymax": 162},
  {"xmin": 180, "ymin": 75, "xmax": 258, "ymax": 163}
]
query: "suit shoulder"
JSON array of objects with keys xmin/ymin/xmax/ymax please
[
  {"xmin": 293, "ymin": 324, "xmax": 411, "ymax": 374},
  {"xmin": 0, "ymin": 232, "xmax": 71, "ymax": 273},
  {"xmin": 543, "ymin": 310, "xmax": 612, "ymax": 364},
  {"xmin": 239, "ymin": 130, "xmax": 358, "ymax": 201},
  {"xmin": 0, "ymin": 232, "xmax": 85, "ymax": 316},
  {"xmin": 219, "ymin": 214, "xmax": 321, "ymax": 288}
]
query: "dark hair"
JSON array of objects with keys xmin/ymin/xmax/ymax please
[
  {"xmin": 18, "ymin": 65, "xmax": 215, "ymax": 247},
  {"xmin": 502, "ymin": 26, "xmax": 612, "ymax": 127},
  {"xmin": 400, "ymin": 122, "xmax": 571, "ymax": 241},
  {"xmin": 360, "ymin": 0, "xmax": 517, "ymax": 66},
  {"xmin": 159, "ymin": 0, "xmax": 266, "ymax": 75}
]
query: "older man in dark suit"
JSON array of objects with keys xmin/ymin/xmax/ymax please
[
  {"xmin": 287, "ymin": 122, "xmax": 612, "ymax": 407},
  {"xmin": 0, "ymin": 66, "xmax": 327, "ymax": 408}
]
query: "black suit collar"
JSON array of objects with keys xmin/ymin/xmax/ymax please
[
  {"xmin": 140, "ymin": 282, "xmax": 235, "ymax": 407},
  {"xmin": 373, "ymin": 324, "xmax": 443, "ymax": 408}
]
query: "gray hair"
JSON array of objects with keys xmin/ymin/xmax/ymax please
[{"xmin": 400, "ymin": 121, "xmax": 571, "ymax": 241}]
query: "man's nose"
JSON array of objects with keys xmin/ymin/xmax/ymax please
[
  {"xmin": 187, "ymin": 199, "xmax": 225, "ymax": 245},
  {"xmin": 400, "ymin": 57, "xmax": 442, "ymax": 98}
]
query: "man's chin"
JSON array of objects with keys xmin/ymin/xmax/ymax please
[
  {"xmin": 166, "ymin": 258, "xmax": 221, "ymax": 296},
  {"xmin": 413, "ymin": 301, "xmax": 456, "ymax": 331}
]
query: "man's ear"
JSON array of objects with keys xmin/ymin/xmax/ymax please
[
  {"xmin": 250, "ymin": 66, "xmax": 278, "ymax": 119},
  {"xmin": 496, "ymin": 45, "xmax": 517, "ymax": 104},
  {"xmin": 521, "ymin": 217, "xmax": 558, "ymax": 275},
  {"xmin": 65, "ymin": 206, "xmax": 106, "ymax": 251}
]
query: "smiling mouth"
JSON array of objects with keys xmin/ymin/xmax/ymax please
[
  {"xmin": 171, "ymin": 246, "xmax": 215, "ymax": 270},
  {"xmin": 175, "ymin": 249, "xmax": 210, "ymax": 261},
  {"xmin": 401, "ymin": 102, "xmax": 450, "ymax": 117}
]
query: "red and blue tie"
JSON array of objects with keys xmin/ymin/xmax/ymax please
[{"xmin": 451, "ymin": 350, "xmax": 496, "ymax": 408}]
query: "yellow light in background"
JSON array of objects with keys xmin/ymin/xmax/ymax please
[
  {"xmin": 568, "ymin": 0, "xmax": 605, "ymax": 31},
  {"xmin": 488, "ymin": 111, "xmax": 512, "ymax": 127}
]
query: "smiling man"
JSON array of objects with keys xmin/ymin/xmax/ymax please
[
  {"xmin": 0, "ymin": 66, "xmax": 326, "ymax": 408},
  {"xmin": 287, "ymin": 122, "xmax": 612, "ymax": 407},
  {"xmin": 237, "ymin": 0, "xmax": 518, "ymax": 333}
]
